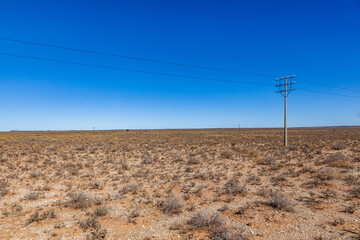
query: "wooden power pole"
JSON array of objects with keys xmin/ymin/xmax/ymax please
[{"xmin": 276, "ymin": 75, "xmax": 295, "ymax": 147}]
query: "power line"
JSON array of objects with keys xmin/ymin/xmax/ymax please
[
  {"xmin": 1, "ymin": 37, "xmax": 358, "ymax": 93},
  {"xmin": 1, "ymin": 51, "xmax": 359, "ymax": 99},
  {"xmin": 296, "ymin": 78, "xmax": 360, "ymax": 92},
  {"xmin": 297, "ymin": 88, "xmax": 360, "ymax": 99},
  {"xmin": 0, "ymin": 37, "xmax": 276, "ymax": 78},
  {"xmin": 0, "ymin": 52, "xmax": 273, "ymax": 86}
]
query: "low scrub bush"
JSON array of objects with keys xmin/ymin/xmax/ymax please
[
  {"xmin": 266, "ymin": 192, "xmax": 294, "ymax": 211},
  {"xmin": 187, "ymin": 210, "xmax": 223, "ymax": 229},
  {"xmin": 159, "ymin": 195, "xmax": 183, "ymax": 214},
  {"xmin": 331, "ymin": 143, "xmax": 346, "ymax": 150},
  {"xmin": 210, "ymin": 225, "xmax": 246, "ymax": 240},
  {"xmin": 66, "ymin": 192, "xmax": 92, "ymax": 209},
  {"xmin": 223, "ymin": 179, "xmax": 247, "ymax": 196},
  {"xmin": 25, "ymin": 209, "xmax": 56, "ymax": 226}
]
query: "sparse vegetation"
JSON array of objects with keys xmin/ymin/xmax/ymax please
[{"xmin": 0, "ymin": 128, "xmax": 359, "ymax": 239}]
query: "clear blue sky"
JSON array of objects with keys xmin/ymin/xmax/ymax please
[{"xmin": 0, "ymin": 0, "xmax": 359, "ymax": 130}]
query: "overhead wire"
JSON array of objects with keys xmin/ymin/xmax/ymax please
[
  {"xmin": 1, "ymin": 52, "xmax": 359, "ymax": 99},
  {"xmin": 0, "ymin": 52, "xmax": 273, "ymax": 86},
  {"xmin": 297, "ymin": 88, "xmax": 360, "ymax": 99},
  {"xmin": 0, "ymin": 37, "xmax": 276, "ymax": 78},
  {"xmin": 296, "ymin": 78, "xmax": 360, "ymax": 92},
  {"xmin": 0, "ymin": 36, "xmax": 359, "ymax": 99}
]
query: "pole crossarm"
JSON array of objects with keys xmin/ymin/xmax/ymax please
[
  {"xmin": 276, "ymin": 82, "xmax": 296, "ymax": 87},
  {"xmin": 276, "ymin": 75, "xmax": 296, "ymax": 81}
]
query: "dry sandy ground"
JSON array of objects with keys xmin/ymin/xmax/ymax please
[{"xmin": 0, "ymin": 127, "xmax": 359, "ymax": 240}]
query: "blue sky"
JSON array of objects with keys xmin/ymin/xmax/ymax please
[{"xmin": 0, "ymin": 0, "xmax": 359, "ymax": 130}]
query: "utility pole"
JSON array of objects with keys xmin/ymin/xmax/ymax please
[{"xmin": 276, "ymin": 75, "xmax": 295, "ymax": 147}]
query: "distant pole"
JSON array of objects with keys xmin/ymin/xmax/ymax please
[
  {"xmin": 284, "ymin": 77, "xmax": 287, "ymax": 147},
  {"xmin": 239, "ymin": 124, "xmax": 241, "ymax": 133},
  {"xmin": 276, "ymin": 75, "xmax": 296, "ymax": 147}
]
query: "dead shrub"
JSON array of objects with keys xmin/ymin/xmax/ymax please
[
  {"xmin": 316, "ymin": 149, "xmax": 323, "ymax": 154},
  {"xmin": 47, "ymin": 146, "xmax": 57, "ymax": 151},
  {"xmin": 266, "ymin": 192, "xmax": 293, "ymax": 211},
  {"xmin": 187, "ymin": 210, "xmax": 223, "ymax": 229},
  {"xmin": 29, "ymin": 172, "xmax": 41, "ymax": 178},
  {"xmin": 173, "ymin": 155, "xmax": 184, "ymax": 162},
  {"xmin": 259, "ymin": 157, "xmax": 277, "ymax": 166},
  {"xmin": 127, "ymin": 208, "xmax": 140, "ymax": 223},
  {"xmin": 302, "ymin": 180, "xmax": 328, "ymax": 189},
  {"xmin": 80, "ymin": 216, "xmax": 101, "ymax": 230},
  {"xmin": 324, "ymin": 153, "xmax": 352, "ymax": 169},
  {"xmin": 288, "ymin": 145, "xmax": 299, "ymax": 151},
  {"xmin": 220, "ymin": 151, "xmax": 233, "ymax": 159},
  {"xmin": 159, "ymin": 195, "xmax": 183, "ymax": 214},
  {"xmin": 66, "ymin": 192, "xmax": 92, "ymax": 209},
  {"xmin": 316, "ymin": 167, "xmax": 335, "ymax": 181},
  {"xmin": 169, "ymin": 222, "xmax": 184, "ymax": 231},
  {"xmin": 349, "ymin": 186, "xmax": 360, "ymax": 199},
  {"xmin": 121, "ymin": 162, "xmax": 129, "ymax": 170},
  {"xmin": 300, "ymin": 166, "xmax": 314, "ymax": 174},
  {"xmin": 326, "ymin": 153, "xmax": 345, "ymax": 162},
  {"xmin": 344, "ymin": 174, "xmax": 358, "ymax": 185},
  {"xmin": 331, "ymin": 143, "xmax": 346, "ymax": 150},
  {"xmin": 223, "ymin": 179, "xmax": 247, "ymax": 196},
  {"xmin": 93, "ymin": 205, "xmax": 109, "ymax": 217},
  {"xmin": 320, "ymin": 189, "xmax": 337, "ymax": 199},
  {"xmin": 25, "ymin": 211, "xmax": 41, "ymax": 226},
  {"xmin": 24, "ymin": 192, "xmax": 40, "ymax": 201},
  {"xmin": 40, "ymin": 209, "xmax": 56, "ymax": 219},
  {"xmin": 271, "ymin": 174, "xmax": 287, "ymax": 184},
  {"xmin": 248, "ymin": 150, "xmax": 260, "ymax": 158},
  {"xmin": 141, "ymin": 155, "xmax": 153, "ymax": 164},
  {"xmin": 342, "ymin": 205, "xmax": 355, "ymax": 214},
  {"xmin": 89, "ymin": 182, "xmax": 104, "ymax": 190},
  {"xmin": 210, "ymin": 224, "xmax": 246, "ymax": 240},
  {"xmin": 54, "ymin": 222, "xmax": 65, "ymax": 229},
  {"xmin": 75, "ymin": 146, "xmax": 86, "ymax": 151},
  {"xmin": 246, "ymin": 175, "xmax": 260, "ymax": 185},
  {"xmin": 187, "ymin": 210, "xmax": 246, "ymax": 239},
  {"xmin": 25, "ymin": 209, "xmax": 56, "ymax": 226},
  {"xmin": 118, "ymin": 183, "xmax": 142, "ymax": 196},
  {"xmin": 187, "ymin": 157, "xmax": 200, "ymax": 165},
  {"xmin": 86, "ymin": 229, "xmax": 107, "ymax": 239},
  {"xmin": 0, "ymin": 186, "xmax": 8, "ymax": 198}
]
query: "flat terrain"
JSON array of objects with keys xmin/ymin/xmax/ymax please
[{"xmin": 0, "ymin": 127, "xmax": 359, "ymax": 240}]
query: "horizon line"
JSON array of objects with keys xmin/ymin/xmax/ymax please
[{"xmin": 2, "ymin": 124, "xmax": 360, "ymax": 132}]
